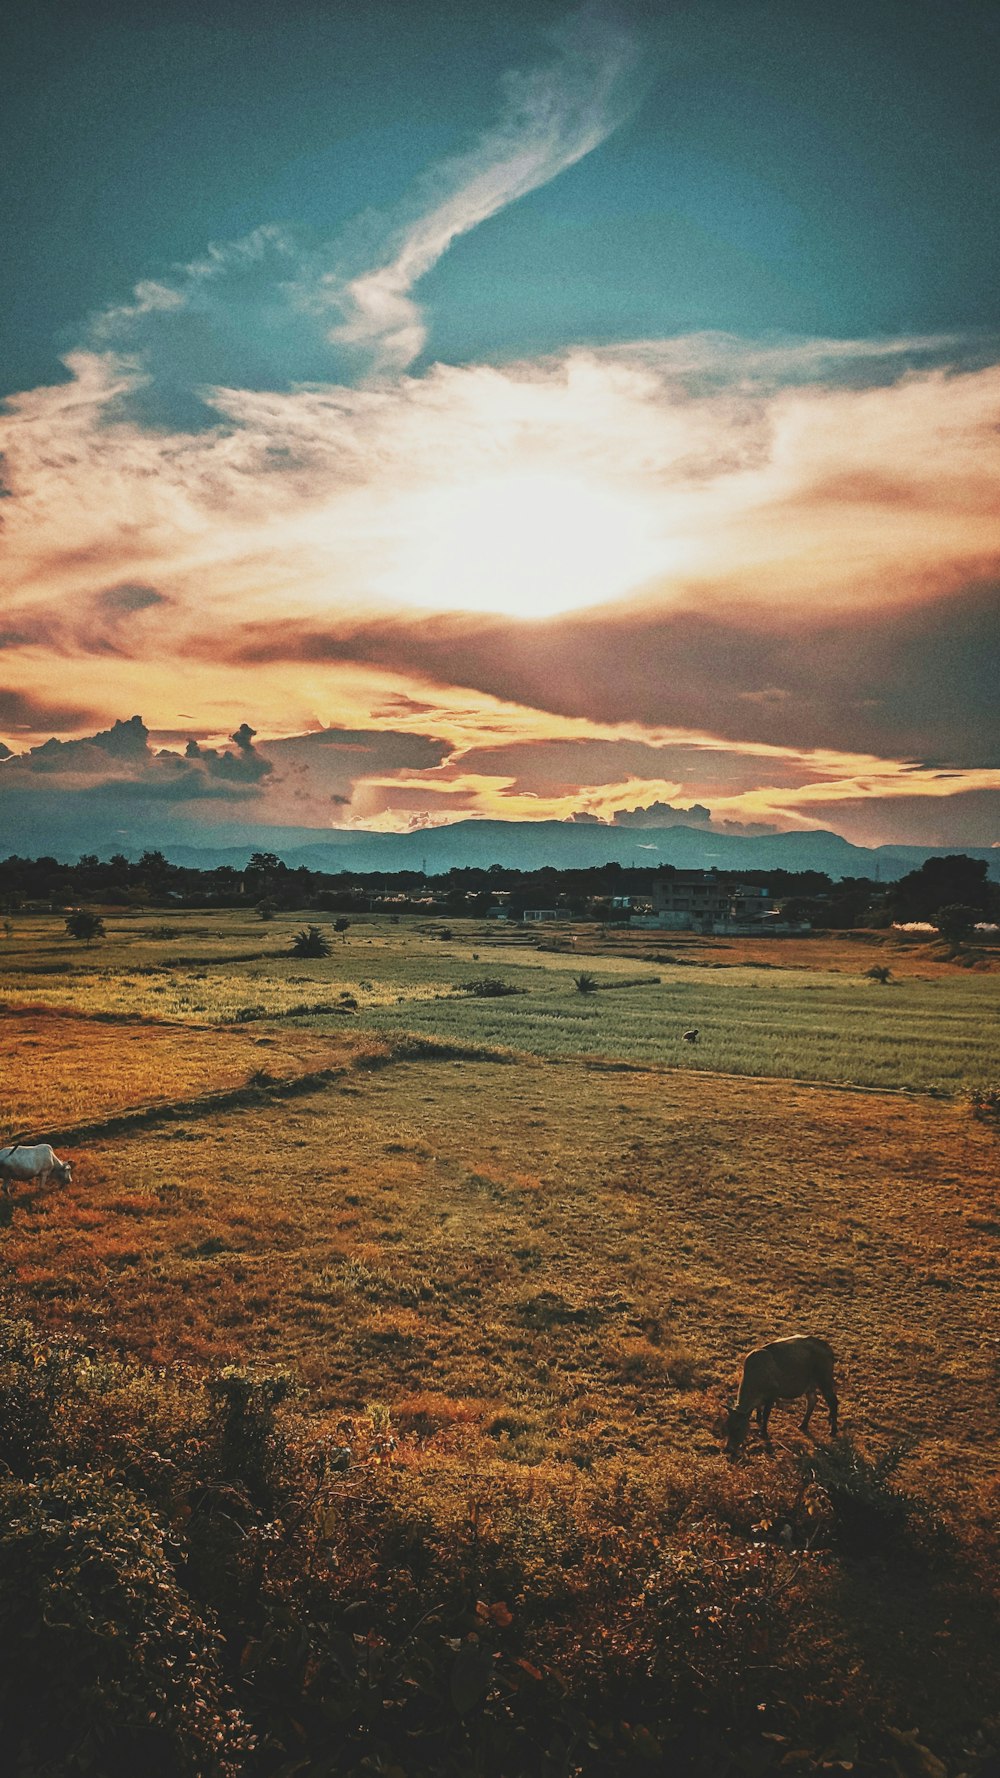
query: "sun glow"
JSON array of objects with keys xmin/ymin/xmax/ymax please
[{"xmin": 377, "ymin": 470, "xmax": 669, "ymax": 618}]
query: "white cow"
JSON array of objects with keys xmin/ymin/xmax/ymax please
[{"xmin": 0, "ymin": 1144, "xmax": 73, "ymax": 1189}]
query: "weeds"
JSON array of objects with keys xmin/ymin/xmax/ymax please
[
  {"xmin": 970, "ymin": 1084, "xmax": 1000, "ymax": 1124},
  {"xmin": 0, "ymin": 1318, "xmax": 994, "ymax": 1776},
  {"xmin": 797, "ymin": 1437, "xmax": 921, "ymax": 1554},
  {"xmin": 455, "ymin": 976, "xmax": 522, "ymax": 997}
]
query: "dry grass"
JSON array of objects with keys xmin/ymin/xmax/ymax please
[
  {"xmin": 3, "ymin": 909, "xmax": 1000, "ymax": 1766},
  {"xmin": 3, "ymin": 1028, "xmax": 999, "ymax": 1515},
  {"xmin": 0, "ymin": 1006, "xmax": 370, "ymax": 1135}
]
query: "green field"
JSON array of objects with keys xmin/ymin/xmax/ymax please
[{"xmin": 1, "ymin": 910, "xmax": 996, "ymax": 1094}]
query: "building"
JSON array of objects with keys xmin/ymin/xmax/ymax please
[
  {"xmin": 631, "ymin": 872, "xmax": 775, "ymax": 933},
  {"xmin": 522, "ymin": 908, "xmax": 570, "ymax": 922}
]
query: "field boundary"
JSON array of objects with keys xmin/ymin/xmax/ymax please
[
  {"xmin": 24, "ymin": 1032, "xmax": 523, "ymax": 1149},
  {"xmin": 30, "ymin": 1064, "xmax": 354, "ymax": 1149},
  {"xmin": 574, "ymin": 1052, "xmax": 956, "ymax": 1098},
  {"xmin": 0, "ymin": 1001, "xmax": 207, "ymax": 1029}
]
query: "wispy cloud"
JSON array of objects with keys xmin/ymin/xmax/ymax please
[
  {"xmin": 78, "ymin": 12, "xmax": 643, "ymax": 384},
  {"xmin": 326, "ymin": 9, "xmax": 644, "ymax": 371}
]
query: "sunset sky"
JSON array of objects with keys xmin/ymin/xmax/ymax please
[{"xmin": 2, "ymin": 0, "xmax": 999, "ymax": 855}]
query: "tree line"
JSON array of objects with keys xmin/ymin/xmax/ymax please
[{"xmin": 1, "ymin": 849, "xmax": 997, "ymax": 937}]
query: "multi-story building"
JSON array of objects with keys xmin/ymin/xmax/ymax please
[{"xmin": 632, "ymin": 871, "xmax": 776, "ymax": 933}]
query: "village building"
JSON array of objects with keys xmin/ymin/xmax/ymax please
[{"xmin": 629, "ymin": 871, "xmax": 806, "ymax": 934}]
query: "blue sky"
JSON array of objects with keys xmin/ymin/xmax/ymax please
[
  {"xmin": 2, "ymin": 1, "xmax": 999, "ymax": 854},
  {"xmin": 5, "ymin": 0, "xmax": 999, "ymax": 396}
]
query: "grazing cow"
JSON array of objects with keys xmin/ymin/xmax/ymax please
[
  {"xmin": 0, "ymin": 1144, "xmax": 73, "ymax": 1191},
  {"xmin": 724, "ymin": 1335, "xmax": 838, "ymax": 1455},
  {"xmin": 682, "ymin": 1028, "xmax": 699, "ymax": 1044}
]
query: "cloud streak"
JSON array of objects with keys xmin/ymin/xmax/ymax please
[{"xmin": 327, "ymin": 9, "xmax": 643, "ymax": 371}]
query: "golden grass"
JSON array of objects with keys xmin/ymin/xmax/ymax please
[
  {"xmin": 3, "ymin": 1029, "xmax": 999, "ymax": 1517},
  {"xmin": 0, "ymin": 1007, "xmax": 365, "ymax": 1134}
]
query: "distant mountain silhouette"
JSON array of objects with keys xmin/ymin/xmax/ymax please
[{"xmin": 157, "ymin": 820, "xmax": 1000, "ymax": 881}]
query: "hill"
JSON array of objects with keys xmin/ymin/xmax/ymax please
[{"xmin": 155, "ymin": 819, "xmax": 1000, "ymax": 881}]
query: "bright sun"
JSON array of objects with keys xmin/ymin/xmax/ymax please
[{"xmin": 377, "ymin": 470, "xmax": 668, "ymax": 618}]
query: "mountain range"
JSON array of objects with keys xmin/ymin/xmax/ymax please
[{"xmin": 153, "ymin": 820, "xmax": 1000, "ymax": 882}]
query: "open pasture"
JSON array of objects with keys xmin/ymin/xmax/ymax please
[
  {"xmin": 2, "ymin": 1012, "xmax": 999, "ymax": 1510},
  {"xmin": 0, "ymin": 1006, "xmax": 362, "ymax": 1134},
  {"xmin": 0, "ymin": 909, "xmax": 997, "ymax": 1093}
]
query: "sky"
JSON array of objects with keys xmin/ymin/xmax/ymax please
[{"xmin": 2, "ymin": 0, "xmax": 999, "ymax": 856}]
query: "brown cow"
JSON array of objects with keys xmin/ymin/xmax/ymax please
[{"xmin": 724, "ymin": 1335, "xmax": 838, "ymax": 1454}]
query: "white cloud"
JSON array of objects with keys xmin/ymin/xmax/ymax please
[{"xmin": 326, "ymin": 9, "xmax": 644, "ymax": 371}]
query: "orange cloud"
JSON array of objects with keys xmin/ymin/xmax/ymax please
[{"xmin": 2, "ymin": 337, "xmax": 999, "ymax": 844}]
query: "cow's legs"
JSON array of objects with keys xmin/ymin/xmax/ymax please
[{"xmin": 800, "ymin": 1389, "xmax": 817, "ymax": 1433}]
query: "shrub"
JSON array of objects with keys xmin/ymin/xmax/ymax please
[
  {"xmin": 456, "ymin": 976, "xmax": 521, "ymax": 998},
  {"xmin": 255, "ymin": 897, "xmax": 277, "ymax": 921},
  {"xmin": 933, "ymin": 903, "xmax": 982, "ymax": 946},
  {"xmin": 206, "ymin": 1365, "xmax": 295, "ymax": 1509},
  {"xmin": 288, "ymin": 924, "xmax": 331, "ymax": 958},
  {"xmin": 797, "ymin": 1436, "xmax": 919, "ymax": 1554},
  {"xmin": 864, "ymin": 964, "xmax": 893, "ymax": 984},
  {"xmin": 0, "ymin": 1469, "xmax": 248, "ymax": 1777},
  {"xmin": 65, "ymin": 908, "xmax": 105, "ymax": 944},
  {"xmin": 574, "ymin": 971, "xmax": 598, "ymax": 994},
  {"xmin": 970, "ymin": 1084, "xmax": 1000, "ymax": 1125}
]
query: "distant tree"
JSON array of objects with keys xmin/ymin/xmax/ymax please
[
  {"xmin": 65, "ymin": 909, "xmax": 105, "ymax": 944},
  {"xmin": 256, "ymin": 898, "xmax": 278, "ymax": 922},
  {"xmin": 891, "ymin": 855, "xmax": 998, "ymax": 923},
  {"xmin": 333, "ymin": 917, "xmax": 351, "ymax": 936},
  {"xmin": 288, "ymin": 925, "xmax": 331, "ymax": 958},
  {"xmin": 933, "ymin": 904, "xmax": 982, "ymax": 947}
]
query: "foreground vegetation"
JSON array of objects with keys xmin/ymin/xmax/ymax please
[{"xmin": 2, "ymin": 1314, "xmax": 999, "ymax": 1777}]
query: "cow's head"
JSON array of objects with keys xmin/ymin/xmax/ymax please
[
  {"xmin": 54, "ymin": 1159, "xmax": 72, "ymax": 1186},
  {"xmin": 721, "ymin": 1398, "xmax": 750, "ymax": 1457}
]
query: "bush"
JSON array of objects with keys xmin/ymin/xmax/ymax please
[
  {"xmin": 574, "ymin": 971, "xmax": 598, "ymax": 993},
  {"xmin": 864, "ymin": 964, "xmax": 893, "ymax": 984},
  {"xmin": 0, "ymin": 1470, "xmax": 248, "ymax": 1778},
  {"xmin": 970, "ymin": 1084, "xmax": 1000, "ymax": 1125},
  {"xmin": 65, "ymin": 908, "xmax": 105, "ymax": 944},
  {"xmin": 288, "ymin": 924, "xmax": 331, "ymax": 958},
  {"xmin": 797, "ymin": 1436, "xmax": 918, "ymax": 1554},
  {"xmin": 933, "ymin": 903, "xmax": 982, "ymax": 946},
  {"xmin": 456, "ymin": 976, "xmax": 521, "ymax": 998}
]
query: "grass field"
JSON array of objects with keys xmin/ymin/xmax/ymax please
[
  {"xmin": 2, "ymin": 908, "xmax": 1000, "ymax": 1770},
  {"xmin": 2, "ymin": 910, "xmax": 997, "ymax": 1093},
  {"xmin": 4, "ymin": 1019, "xmax": 998, "ymax": 1505}
]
